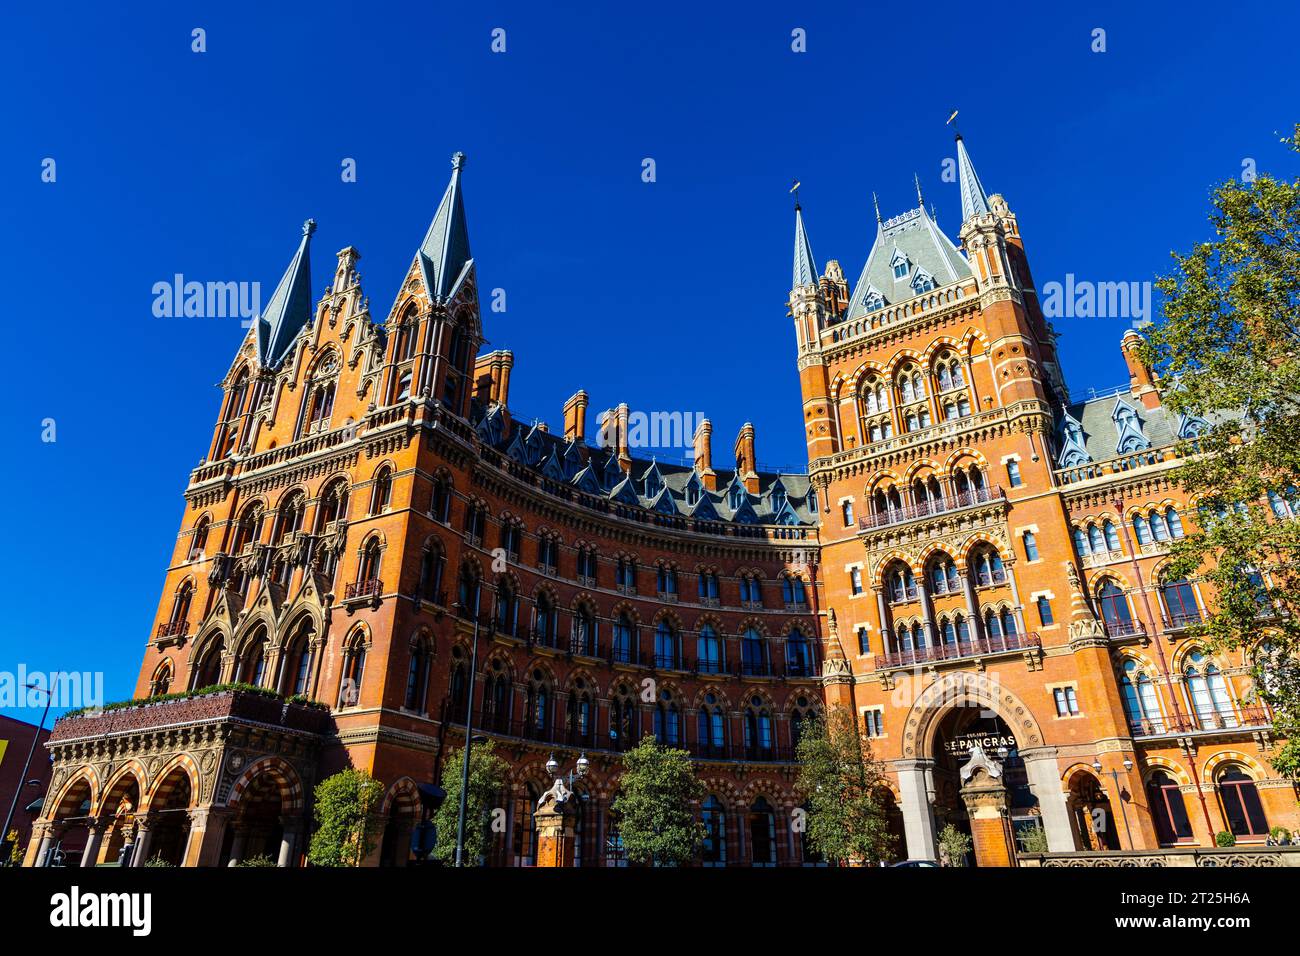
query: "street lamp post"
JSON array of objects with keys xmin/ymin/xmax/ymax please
[
  {"xmin": 1, "ymin": 683, "xmax": 54, "ymax": 864},
  {"xmin": 453, "ymin": 579, "xmax": 484, "ymax": 867},
  {"xmin": 1093, "ymin": 757, "xmax": 1136, "ymax": 850},
  {"xmin": 545, "ymin": 752, "xmax": 591, "ymax": 795}
]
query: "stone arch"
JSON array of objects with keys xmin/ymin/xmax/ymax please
[
  {"xmin": 900, "ymin": 671, "xmax": 1046, "ymax": 760},
  {"xmin": 1202, "ymin": 749, "xmax": 1270, "ymax": 779},
  {"xmin": 98, "ymin": 760, "xmax": 149, "ymax": 817},
  {"xmin": 225, "ymin": 756, "xmax": 305, "ymax": 813},
  {"xmin": 46, "ymin": 768, "xmax": 100, "ymax": 823},
  {"xmin": 1141, "ymin": 756, "xmax": 1192, "ymax": 787},
  {"xmin": 380, "ymin": 776, "xmax": 422, "ymax": 818},
  {"xmin": 141, "ymin": 754, "xmax": 200, "ymax": 813}
]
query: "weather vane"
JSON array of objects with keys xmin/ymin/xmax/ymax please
[
  {"xmin": 790, "ymin": 179, "xmax": 801, "ymax": 207},
  {"xmin": 946, "ymin": 108, "xmax": 961, "ymax": 138}
]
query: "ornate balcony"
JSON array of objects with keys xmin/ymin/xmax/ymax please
[
  {"xmin": 875, "ymin": 632, "xmax": 1041, "ymax": 670},
  {"xmin": 156, "ymin": 619, "xmax": 189, "ymax": 638},
  {"xmin": 1130, "ymin": 706, "xmax": 1271, "ymax": 738},
  {"xmin": 858, "ymin": 485, "xmax": 1006, "ymax": 531},
  {"xmin": 344, "ymin": 577, "xmax": 382, "ymax": 601}
]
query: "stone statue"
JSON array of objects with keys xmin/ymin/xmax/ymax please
[{"xmin": 1065, "ymin": 560, "xmax": 1082, "ymax": 593}]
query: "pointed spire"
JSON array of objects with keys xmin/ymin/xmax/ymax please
[
  {"xmin": 955, "ymin": 134, "xmax": 990, "ymax": 222},
  {"xmin": 792, "ymin": 202, "xmax": 818, "ymax": 289},
  {"xmin": 417, "ymin": 151, "xmax": 474, "ymax": 303},
  {"xmin": 872, "ymin": 191, "xmax": 882, "ymax": 225},
  {"xmin": 914, "ymin": 173, "xmax": 925, "ymax": 208},
  {"xmin": 258, "ymin": 219, "xmax": 316, "ymax": 367}
]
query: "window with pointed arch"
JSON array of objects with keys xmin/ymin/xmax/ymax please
[
  {"xmin": 482, "ymin": 661, "xmax": 511, "ymax": 733},
  {"xmin": 786, "ymin": 629, "xmax": 813, "ymax": 677},
  {"xmin": 612, "ymin": 611, "xmax": 635, "ymax": 663},
  {"xmin": 887, "ymin": 562, "xmax": 917, "ymax": 603},
  {"xmin": 789, "ymin": 695, "xmax": 818, "ymax": 747},
  {"xmin": 934, "ymin": 351, "xmax": 966, "ymax": 394},
  {"xmin": 610, "ymin": 685, "xmax": 638, "ymax": 751},
  {"xmin": 567, "ymin": 678, "xmax": 594, "ymax": 746},
  {"xmin": 739, "ymin": 573, "xmax": 764, "ymax": 607},
  {"xmin": 283, "ymin": 620, "xmax": 314, "ymax": 697},
  {"xmin": 316, "ymin": 478, "xmax": 350, "ymax": 533},
  {"xmin": 748, "ymin": 798, "xmax": 778, "ymax": 866},
  {"xmin": 524, "ymin": 670, "xmax": 551, "ymax": 739},
  {"xmin": 1118, "ymin": 658, "xmax": 1164, "ymax": 734},
  {"xmin": 863, "ymin": 374, "xmax": 889, "ymax": 416},
  {"xmin": 418, "ymin": 542, "xmax": 445, "ymax": 605},
  {"xmin": 168, "ymin": 582, "xmax": 193, "ymax": 633},
  {"xmin": 895, "ymin": 621, "xmax": 924, "ymax": 653},
  {"xmin": 866, "ymin": 414, "xmax": 894, "ymax": 444},
  {"xmin": 1183, "ymin": 649, "xmax": 1238, "ymax": 729},
  {"xmin": 494, "ymin": 577, "xmax": 519, "ymax": 637},
  {"xmin": 782, "ymin": 574, "xmax": 807, "ymax": 607},
  {"xmin": 1087, "ymin": 523, "xmax": 1105, "ymax": 554},
  {"xmin": 895, "ymin": 363, "xmax": 927, "ymax": 405},
  {"xmin": 1216, "ymin": 766, "xmax": 1269, "ymax": 839},
  {"xmin": 654, "ymin": 620, "xmax": 680, "ymax": 669},
  {"xmin": 873, "ymin": 485, "xmax": 903, "ymax": 518},
  {"xmin": 743, "ymin": 696, "xmax": 774, "ymax": 759},
  {"xmin": 1096, "ymin": 580, "xmax": 1133, "ymax": 633},
  {"xmin": 448, "ymin": 646, "xmax": 468, "ymax": 714},
  {"xmin": 395, "ymin": 305, "xmax": 419, "ymax": 363},
  {"xmin": 369, "ymin": 467, "xmax": 393, "ymax": 516},
  {"xmin": 149, "ymin": 660, "xmax": 173, "ymax": 697},
  {"xmin": 193, "ymin": 635, "xmax": 225, "ymax": 689},
  {"xmin": 500, "ymin": 519, "xmax": 523, "ymax": 561},
  {"xmin": 701, "ymin": 795, "xmax": 727, "ymax": 866},
  {"xmin": 970, "ymin": 546, "xmax": 1005, "ymax": 588},
  {"xmin": 938, "ymin": 612, "xmax": 970, "ymax": 646},
  {"xmin": 653, "ymin": 689, "xmax": 681, "ymax": 745},
  {"xmin": 224, "ymin": 367, "xmax": 250, "ymax": 424},
  {"xmin": 1147, "ymin": 770, "xmax": 1194, "ymax": 844},
  {"xmin": 357, "ymin": 537, "xmax": 382, "ymax": 588},
  {"xmin": 533, "ymin": 592, "xmax": 556, "ymax": 647},
  {"xmin": 537, "ymin": 533, "xmax": 559, "ymax": 574},
  {"xmin": 952, "ymin": 463, "xmax": 987, "ymax": 497},
  {"xmin": 236, "ymin": 627, "xmax": 270, "ymax": 686},
  {"xmin": 338, "ymin": 635, "xmax": 366, "ymax": 707},
  {"xmin": 928, "ymin": 553, "xmax": 960, "ymax": 594},
  {"xmin": 403, "ymin": 634, "xmax": 431, "ymax": 711},
  {"xmin": 616, "ymin": 555, "xmax": 638, "ymax": 592},
  {"xmin": 697, "ymin": 693, "xmax": 726, "ymax": 756},
  {"xmin": 698, "ymin": 569, "xmax": 720, "ymax": 602},
  {"xmin": 1072, "ymin": 526, "xmax": 1090, "ymax": 557},
  {"xmin": 696, "ymin": 624, "xmax": 722, "ymax": 674},
  {"xmin": 741, "ymin": 628, "xmax": 768, "ymax": 676},
  {"xmin": 190, "ymin": 516, "xmax": 210, "ymax": 560},
  {"xmin": 572, "ymin": 602, "xmax": 597, "ymax": 656},
  {"xmin": 1160, "ymin": 577, "xmax": 1200, "ymax": 628},
  {"xmin": 429, "ymin": 474, "xmax": 452, "ymax": 523},
  {"xmin": 913, "ymin": 475, "xmax": 942, "ymax": 510},
  {"xmin": 656, "ymin": 562, "xmax": 678, "ymax": 598},
  {"xmin": 983, "ymin": 607, "xmax": 1018, "ymax": 641}
]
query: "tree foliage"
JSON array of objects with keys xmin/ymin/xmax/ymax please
[
  {"xmin": 433, "ymin": 740, "xmax": 508, "ymax": 865},
  {"xmin": 611, "ymin": 735, "xmax": 706, "ymax": 866},
  {"xmin": 307, "ymin": 768, "xmax": 386, "ymax": 867},
  {"xmin": 794, "ymin": 706, "xmax": 896, "ymax": 865},
  {"xmin": 1139, "ymin": 124, "xmax": 1300, "ymax": 777}
]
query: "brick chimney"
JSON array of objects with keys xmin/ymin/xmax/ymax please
[
  {"xmin": 693, "ymin": 418, "xmax": 717, "ymax": 490},
  {"xmin": 1120, "ymin": 330, "xmax": 1160, "ymax": 410},
  {"xmin": 563, "ymin": 389, "xmax": 589, "ymax": 442},
  {"xmin": 616, "ymin": 403, "xmax": 632, "ymax": 473},
  {"xmin": 734, "ymin": 422, "xmax": 759, "ymax": 494}
]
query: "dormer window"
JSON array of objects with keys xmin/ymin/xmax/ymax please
[
  {"xmin": 890, "ymin": 248, "xmax": 910, "ymax": 280},
  {"xmin": 911, "ymin": 271, "xmax": 935, "ymax": 293},
  {"xmin": 729, "ymin": 482, "xmax": 746, "ymax": 511}
]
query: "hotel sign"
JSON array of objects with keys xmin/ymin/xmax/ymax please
[{"xmin": 942, "ymin": 731, "xmax": 1016, "ymax": 757}]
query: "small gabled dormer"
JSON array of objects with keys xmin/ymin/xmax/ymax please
[
  {"xmin": 726, "ymin": 474, "xmax": 748, "ymax": 512},
  {"xmin": 767, "ymin": 477, "xmax": 788, "ymax": 516},
  {"xmin": 572, "ymin": 464, "xmax": 603, "ymax": 495},
  {"xmin": 641, "ymin": 459, "xmax": 666, "ymax": 499},
  {"xmin": 1112, "ymin": 399, "xmax": 1151, "ymax": 454},
  {"xmin": 890, "ymin": 247, "xmax": 910, "ymax": 280},
  {"xmin": 691, "ymin": 494, "xmax": 721, "ymax": 521},
  {"xmin": 1177, "ymin": 413, "xmax": 1210, "ymax": 440},
  {"xmin": 649, "ymin": 486, "xmax": 678, "ymax": 515},
  {"xmin": 1056, "ymin": 406, "xmax": 1092, "ymax": 468},
  {"xmin": 683, "ymin": 471, "xmax": 704, "ymax": 507}
]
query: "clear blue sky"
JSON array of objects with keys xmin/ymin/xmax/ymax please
[{"xmin": 2, "ymin": 0, "xmax": 1298, "ymax": 721}]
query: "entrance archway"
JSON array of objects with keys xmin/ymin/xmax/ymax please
[
  {"xmin": 222, "ymin": 758, "xmax": 304, "ymax": 866},
  {"xmin": 144, "ymin": 767, "xmax": 195, "ymax": 865},
  {"xmin": 98, "ymin": 769, "xmax": 144, "ymax": 865},
  {"xmin": 1066, "ymin": 769, "xmax": 1120, "ymax": 850}
]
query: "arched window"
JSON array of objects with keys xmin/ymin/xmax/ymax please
[
  {"xmin": 781, "ymin": 575, "xmax": 807, "ymax": 606},
  {"xmin": 316, "ymin": 479, "xmax": 350, "ymax": 532},
  {"xmin": 418, "ymin": 543, "xmax": 445, "ymax": 605},
  {"xmin": 611, "ymin": 686, "xmax": 638, "ymax": 750},
  {"xmin": 888, "ymin": 563, "xmax": 917, "ymax": 603},
  {"xmin": 338, "ymin": 639, "xmax": 366, "ymax": 707},
  {"xmin": 572, "ymin": 603, "xmax": 596, "ymax": 656},
  {"xmin": 1119, "ymin": 658, "xmax": 1164, "ymax": 734},
  {"xmin": 1166, "ymin": 506, "xmax": 1185, "ymax": 539},
  {"xmin": 1147, "ymin": 771, "xmax": 1193, "ymax": 845},
  {"xmin": 701, "ymin": 795, "xmax": 727, "ymax": 866},
  {"xmin": 525, "ymin": 672, "xmax": 550, "ymax": 739},
  {"xmin": 150, "ymin": 660, "xmax": 173, "ymax": 697},
  {"xmin": 1088, "ymin": 524, "xmax": 1105, "ymax": 554},
  {"xmin": 284, "ymin": 623, "xmax": 314, "ymax": 697},
  {"xmin": 653, "ymin": 690, "xmax": 681, "ymax": 745},
  {"xmin": 404, "ymin": 637, "xmax": 430, "ymax": 711},
  {"xmin": 357, "ymin": 537, "xmax": 382, "ymax": 587},
  {"xmin": 495, "ymin": 578, "xmax": 519, "ymax": 637},
  {"xmin": 1132, "ymin": 513, "xmax": 1153, "ymax": 545},
  {"xmin": 697, "ymin": 694, "xmax": 726, "ymax": 755},
  {"xmin": 696, "ymin": 625, "xmax": 722, "ymax": 674},
  {"xmin": 370, "ymin": 467, "xmax": 393, "ymax": 515},
  {"xmin": 534, "ymin": 592, "xmax": 555, "ymax": 646},
  {"xmin": 1104, "ymin": 520, "xmax": 1121, "ymax": 551},
  {"xmin": 482, "ymin": 662, "xmax": 511, "ymax": 733},
  {"xmin": 612, "ymin": 611, "xmax": 635, "ymax": 663},
  {"xmin": 785, "ymin": 630, "xmax": 812, "ymax": 677},
  {"xmin": 748, "ymin": 798, "xmax": 777, "ymax": 866},
  {"xmin": 971, "ymin": 547, "xmax": 1005, "ymax": 587},
  {"xmin": 567, "ymin": 680, "xmax": 593, "ymax": 746},
  {"xmin": 224, "ymin": 368, "xmax": 249, "ymax": 422},
  {"xmin": 744, "ymin": 697, "xmax": 773, "ymax": 759},
  {"xmin": 190, "ymin": 517, "xmax": 210, "ymax": 560},
  {"xmin": 169, "ymin": 582, "xmax": 193, "ymax": 632},
  {"xmin": 654, "ymin": 621, "xmax": 679, "ymax": 668},
  {"xmin": 237, "ymin": 629, "xmax": 269, "ymax": 686},
  {"xmin": 739, "ymin": 574, "xmax": 763, "ymax": 606},
  {"xmin": 1161, "ymin": 578, "xmax": 1200, "ymax": 628},
  {"xmin": 741, "ymin": 628, "xmax": 768, "ymax": 676},
  {"xmin": 448, "ymin": 647, "xmax": 468, "ymax": 713},
  {"xmin": 1183, "ymin": 649, "xmax": 1238, "ymax": 729},
  {"xmin": 194, "ymin": 636, "xmax": 225, "ymax": 689},
  {"xmin": 929, "ymin": 555, "xmax": 959, "ymax": 594},
  {"xmin": 790, "ymin": 695, "xmax": 817, "ymax": 747},
  {"xmin": 1216, "ymin": 767, "xmax": 1269, "ymax": 838},
  {"xmin": 657, "ymin": 563, "xmax": 678, "ymax": 597},
  {"xmin": 1097, "ymin": 580, "xmax": 1133, "ymax": 632},
  {"xmin": 429, "ymin": 476, "xmax": 451, "ymax": 523}
]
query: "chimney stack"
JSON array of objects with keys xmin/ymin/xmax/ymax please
[
  {"xmin": 693, "ymin": 418, "xmax": 717, "ymax": 490},
  {"xmin": 616, "ymin": 403, "xmax": 632, "ymax": 473},
  {"xmin": 563, "ymin": 389, "xmax": 589, "ymax": 442},
  {"xmin": 1120, "ymin": 330, "xmax": 1159, "ymax": 410},
  {"xmin": 734, "ymin": 422, "xmax": 759, "ymax": 494}
]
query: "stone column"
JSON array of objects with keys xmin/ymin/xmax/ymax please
[
  {"xmin": 130, "ymin": 818, "xmax": 154, "ymax": 867},
  {"xmin": 534, "ymin": 793, "xmax": 577, "ymax": 867},
  {"xmin": 893, "ymin": 759, "xmax": 938, "ymax": 861},
  {"xmin": 876, "ymin": 591, "xmax": 890, "ymax": 652},
  {"xmin": 183, "ymin": 808, "xmax": 230, "ymax": 867},
  {"xmin": 80, "ymin": 820, "xmax": 106, "ymax": 868},
  {"xmin": 961, "ymin": 575, "xmax": 983, "ymax": 643},
  {"xmin": 917, "ymin": 580, "xmax": 936, "ymax": 648},
  {"xmin": 278, "ymin": 816, "xmax": 306, "ymax": 868},
  {"xmin": 1006, "ymin": 567, "xmax": 1028, "ymax": 636},
  {"xmin": 960, "ymin": 766, "xmax": 1013, "ymax": 868},
  {"xmin": 1021, "ymin": 747, "xmax": 1076, "ymax": 852},
  {"xmin": 226, "ymin": 829, "xmax": 248, "ymax": 867},
  {"xmin": 30, "ymin": 824, "xmax": 56, "ymax": 868}
]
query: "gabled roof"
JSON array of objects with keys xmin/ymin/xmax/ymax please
[
  {"xmin": 845, "ymin": 205, "xmax": 970, "ymax": 321},
  {"xmin": 416, "ymin": 152, "xmax": 474, "ymax": 305},
  {"xmin": 256, "ymin": 220, "xmax": 316, "ymax": 368}
]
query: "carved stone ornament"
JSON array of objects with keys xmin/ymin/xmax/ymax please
[{"xmin": 959, "ymin": 742, "xmax": 1003, "ymax": 784}]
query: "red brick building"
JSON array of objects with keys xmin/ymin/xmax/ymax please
[{"xmin": 25, "ymin": 139, "xmax": 1298, "ymax": 868}]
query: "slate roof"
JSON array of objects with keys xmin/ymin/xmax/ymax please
[
  {"xmin": 476, "ymin": 408, "xmax": 818, "ymax": 527},
  {"xmin": 1059, "ymin": 391, "xmax": 1228, "ymax": 465},
  {"xmin": 844, "ymin": 205, "xmax": 971, "ymax": 321},
  {"xmin": 792, "ymin": 205, "xmax": 818, "ymax": 289},
  {"xmin": 417, "ymin": 152, "xmax": 474, "ymax": 304}
]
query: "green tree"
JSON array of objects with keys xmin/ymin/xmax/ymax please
[
  {"xmin": 937, "ymin": 823, "xmax": 973, "ymax": 867},
  {"xmin": 1139, "ymin": 124, "xmax": 1300, "ymax": 779},
  {"xmin": 611, "ymin": 736, "xmax": 705, "ymax": 866},
  {"xmin": 433, "ymin": 740, "xmax": 508, "ymax": 865},
  {"xmin": 795, "ymin": 706, "xmax": 896, "ymax": 865},
  {"xmin": 307, "ymin": 768, "xmax": 386, "ymax": 867}
]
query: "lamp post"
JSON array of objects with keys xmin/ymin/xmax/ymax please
[
  {"xmin": 452, "ymin": 579, "xmax": 484, "ymax": 868},
  {"xmin": 1, "ymin": 682, "xmax": 54, "ymax": 864},
  {"xmin": 545, "ymin": 752, "xmax": 591, "ymax": 793},
  {"xmin": 1093, "ymin": 757, "xmax": 1135, "ymax": 850}
]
